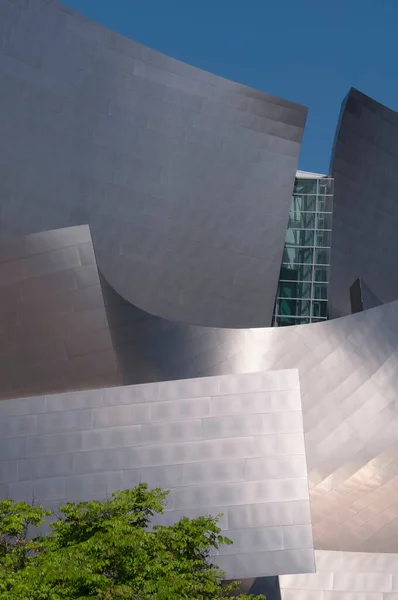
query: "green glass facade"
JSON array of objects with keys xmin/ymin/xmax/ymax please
[{"xmin": 273, "ymin": 173, "xmax": 334, "ymax": 327}]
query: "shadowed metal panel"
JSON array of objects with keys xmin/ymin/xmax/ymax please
[
  {"xmin": 329, "ymin": 88, "xmax": 398, "ymax": 318},
  {"xmin": 0, "ymin": 0, "xmax": 307, "ymax": 328},
  {"xmin": 96, "ymin": 280, "xmax": 398, "ymax": 553},
  {"xmin": 0, "ymin": 225, "xmax": 121, "ymax": 398},
  {"xmin": 350, "ymin": 277, "xmax": 382, "ymax": 314},
  {"xmin": 0, "ymin": 370, "xmax": 315, "ymax": 580}
]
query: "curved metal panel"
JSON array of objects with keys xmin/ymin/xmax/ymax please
[
  {"xmin": 5, "ymin": 280, "xmax": 398, "ymax": 554},
  {"xmin": 0, "ymin": 370, "xmax": 315, "ymax": 580},
  {"xmin": 0, "ymin": 226, "xmax": 121, "ymax": 399},
  {"xmin": 3, "ymin": 0, "xmax": 398, "ymax": 567},
  {"xmin": 98, "ymin": 279, "xmax": 398, "ymax": 553},
  {"xmin": 0, "ymin": 0, "xmax": 306, "ymax": 328},
  {"xmin": 329, "ymin": 88, "xmax": 398, "ymax": 317},
  {"xmin": 2, "ymin": 237, "xmax": 398, "ymax": 553}
]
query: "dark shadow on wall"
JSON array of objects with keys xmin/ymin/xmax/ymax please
[
  {"xmin": 249, "ymin": 576, "xmax": 282, "ymax": 599},
  {"xmin": 350, "ymin": 277, "xmax": 382, "ymax": 314},
  {"xmin": 99, "ymin": 272, "xmax": 258, "ymax": 386},
  {"xmin": 99, "ymin": 273, "xmax": 225, "ymax": 385},
  {"xmin": 225, "ymin": 575, "xmax": 282, "ymax": 598}
]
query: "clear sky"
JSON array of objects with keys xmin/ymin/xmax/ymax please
[{"xmin": 64, "ymin": 0, "xmax": 398, "ymax": 174}]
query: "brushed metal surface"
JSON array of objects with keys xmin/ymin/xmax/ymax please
[
  {"xmin": 0, "ymin": 225, "xmax": 120, "ymax": 398},
  {"xmin": 2, "ymin": 241, "xmax": 398, "ymax": 553},
  {"xmin": 329, "ymin": 88, "xmax": 398, "ymax": 318},
  {"xmin": 279, "ymin": 550, "xmax": 398, "ymax": 600},
  {"xmin": 0, "ymin": 0, "xmax": 307, "ymax": 328},
  {"xmin": 0, "ymin": 370, "xmax": 315, "ymax": 580},
  {"xmin": 4, "ymin": 238, "xmax": 398, "ymax": 553},
  {"xmin": 3, "ymin": 0, "xmax": 398, "ymax": 579},
  {"xmin": 94, "ymin": 282, "xmax": 398, "ymax": 553}
]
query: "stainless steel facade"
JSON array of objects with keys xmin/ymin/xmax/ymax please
[
  {"xmin": 0, "ymin": 225, "xmax": 121, "ymax": 399},
  {"xmin": 280, "ymin": 550, "xmax": 398, "ymax": 600},
  {"xmin": 0, "ymin": 0, "xmax": 306, "ymax": 329},
  {"xmin": 95, "ymin": 290, "xmax": 398, "ymax": 553},
  {"xmin": 0, "ymin": 369, "xmax": 315, "ymax": 580},
  {"xmin": 329, "ymin": 88, "xmax": 398, "ymax": 318},
  {"xmin": 2, "ymin": 0, "xmax": 398, "ymax": 592},
  {"xmin": 4, "ymin": 237, "xmax": 398, "ymax": 554}
]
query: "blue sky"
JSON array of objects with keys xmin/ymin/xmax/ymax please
[{"xmin": 64, "ymin": 0, "xmax": 398, "ymax": 173}]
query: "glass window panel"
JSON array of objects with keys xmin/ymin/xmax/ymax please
[
  {"xmin": 282, "ymin": 246, "xmax": 313, "ymax": 265},
  {"xmin": 273, "ymin": 175, "xmax": 334, "ymax": 328},
  {"xmin": 277, "ymin": 281, "xmax": 312, "ymax": 298},
  {"xmin": 291, "ymin": 195, "xmax": 316, "ymax": 212},
  {"xmin": 318, "ymin": 178, "xmax": 334, "ymax": 195},
  {"xmin": 280, "ymin": 263, "xmax": 313, "ymax": 282},
  {"xmin": 277, "ymin": 281, "xmax": 295, "ymax": 299},
  {"xmin": 285, "ymin": 229, "xmax": 315, "ymax": 246},
  {"xmin": 314, "ymin": 248, "xmax": 330, "ymax": 265},
  {"xmin": 274, "ymin": 315, "xmax": 311, "ymax": 327},
  {"xmin": 312, "ymin": 300, "xmax": 328, "ymax": 318},
  {"xmin": 313, "ymin": 283, "xmax": 328, "ymax": 299},
  {"xmin": 294, "ymin": 179, "xmax": 318, "ymax": 195},
  {"xmin": 314, "ymin": 267, "xmax": 328, "ymax": 282},
  {"xmin": 279, "ymin": 266, "xmax": 298, "ymax": 281},
  {"xmin": 316, "ymin": 230, "xmax": 332, "ymax": 247},
  {"xmin": 275, "ymin": 298, "xmax": 311, "ymax": 317},
  {"xmin": 288, "ymin": 211, "xmax": 316, "ymax": 229},
  {"xmin": 296, "ymin": 281, "xmax": 312, "ymax": 297},
  {"xmin": 275, "ymin": 298, "xmax": 295, "ymax": 316},
  {"xmin": 311, "ymin": 317, "xmax": 327, "ymax": 323},
  {"xmin": 317, "ymin": 196, "xmax": 333, "ymax": 212},
  {"xmin": 295, "ymin": 300, "xmax": 311, "ymax": 316},
  {"xmin": 316, "ymin": 213, "xmax": 332, "ymax": 230}
]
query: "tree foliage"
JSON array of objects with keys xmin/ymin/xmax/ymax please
[{"xmin": 0, "ymin": 484, "xmax": 264, "ymax": 599}]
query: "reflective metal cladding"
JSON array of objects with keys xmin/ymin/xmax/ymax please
[
  {"xmin": 0, "ymin": 370, "xmax": 315, "ymax": 580},
  {"xmin": 0, "ymin": 225, "xmax": 121, "ymax": 399},
  {"xmin": 98, "ymin": 286, "xmax": 398, "ymax": 553},
  {"xmin": 280, "ymin": 550, "xmax": 398, "ymax": 600},
  {"xmin": 4, "ymin": 0, "xmax": 398, "ymax": 591},
  {"xmin": 0, "ymin": 0, "xmax": 307, "ymax": 328},
  {"xmin": 329, "ymin": 88, "xmax": 398, "ymax": 318}
]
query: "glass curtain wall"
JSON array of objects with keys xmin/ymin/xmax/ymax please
[{"xmin": 273, "ymin": 175, "xmax": 334, "ymax": 327}]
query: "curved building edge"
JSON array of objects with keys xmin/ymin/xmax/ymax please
[
  {"xmin": 0, "ymin": 0, "xmax": 307, "ymax": 328},
  {"xmin": 100, "ymin": 276, "xmax": 398, "ymax": 553},
  {"xmin": 1, "ymin": 224, "xmax": 398, "ymax": 554},
  {"xmin": 329, "ymin": 87, "xmax": 398, "ymax": 318},
  {"xmin": 2, "ymin": 0, "xmax": 398, "ymax": 574}
]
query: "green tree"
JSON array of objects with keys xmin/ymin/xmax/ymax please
[{"xmin": 0, "ymin": 484, "xmax": 264, "ymax": 599}]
